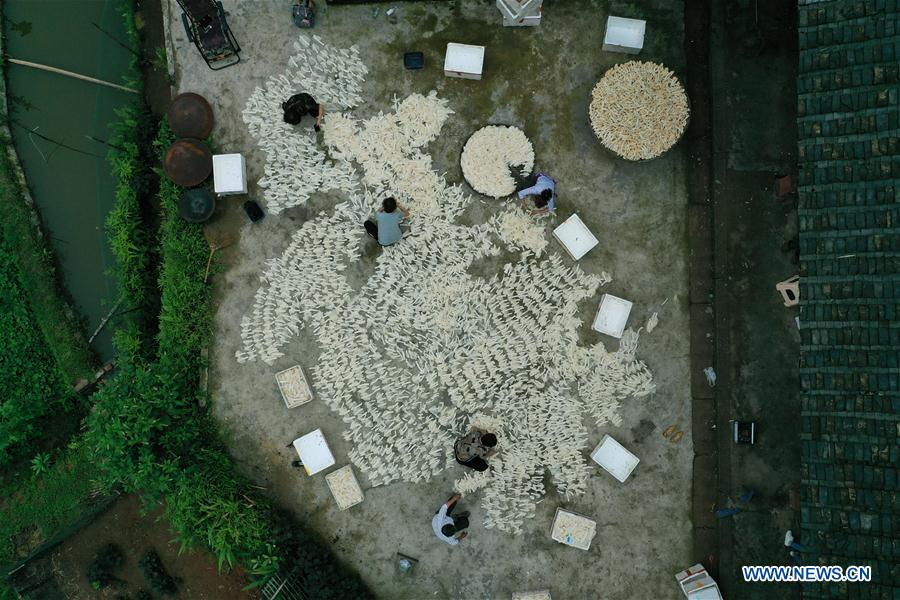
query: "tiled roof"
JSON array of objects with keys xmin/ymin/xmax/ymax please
[{"xmin": 797, "ymin": 1, "xmax": 900, "ymax": 597}]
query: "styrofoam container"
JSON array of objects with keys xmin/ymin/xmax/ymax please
[
  {"xmin": 602, "ymin": 16, "xmax": 646, "ymax": 54},
  {"xmin": 497, "ymin": 0, "xmax": 542, "ymax": 26},
  {"xmin": 292, "ymin": 429, "xmax": 335, "ymax": 475},
  {"xmin": 592, "ymin": 293, "xmax": 633, "ymax": 338},
  {"xmin": 212, "ymin": 153, "xmax": 247, "ymax": 195},
  {"xmin": 552, "ymin": 213, "xmax": 598, "ymax": 260},
  {"xmin": 590, "ymin": 434, "xmax": 640, "ymax": 482},
  {"xmin": 444, "ymin": 43, "xmax": 485, "ymax": 80}
]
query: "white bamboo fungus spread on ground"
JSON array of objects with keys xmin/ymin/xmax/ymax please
[
  {"xmin": 489, "ymin": 205, "xmax": 549, "ymax": 258},
  {"xmin": 589, "ymin": 61, "xmax": 689, "ymax": 161},
  {"xmin": 237, "ymin": 86, "xmax": 655, "ymax": 533},
  {"xmin": 241, "ymin": 35, "xmax": 367, "ymax": 213},
  {"xmin": 460, "ymin": 125, "xmax": 534, "ymax": 198}
]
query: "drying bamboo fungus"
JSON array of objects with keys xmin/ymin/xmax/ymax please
[
  {"xmin": 325, "ymin": 465, "xmax": 365, "ymax": 510},
  {"xmin": 589, "ymin": 61, "xmax": 689, "ymax": 161},
  {"xmin": 550, "ymin": 508, "xmax": 597, "ymax": 550},
  {"xmin": 275, "ymin": 365, "xmax": 314, "ymax": 408},
  {"xmin": 460, "ymin": 126, "xmax": 534, "ymax": 198},
  {"xmin": 236, "ymin": 85, "xmax": 655, "ymax": 533},
  {"xmin": 241, "ymin": 35, "xmax": 368, "ymax": 213}
]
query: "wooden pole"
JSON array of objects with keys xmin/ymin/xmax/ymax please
[
  {"xmin": 88, "ymin": 298, "xmax": 124, "ymax": 345},
  {"xmin": 7, "ymin": 58, "xmax": 138, "ymax": 94}
]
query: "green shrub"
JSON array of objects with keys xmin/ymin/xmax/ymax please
[
  {"xmin": 0, "ymin": 238, "xmax": 73, "ymax": 464},
  {"xmin": 106, "ymin": 105, "xmax": 160, "ymax": 355}
]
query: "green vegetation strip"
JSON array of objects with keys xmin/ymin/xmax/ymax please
[
  {"xmin": 0, "ymin": 136, "xmax": 96, "ymax": 384},
  {"xmin": 106, "ymin": 0, "xmax": 160, "ymax": 356},
  {"xmin": 0, "ymin": 235, "xmax": 74, "ymax": 464}
]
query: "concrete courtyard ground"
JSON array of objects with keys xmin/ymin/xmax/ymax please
[{"xmin": 165, "ymin": 1, "xmax": 693, "ymax": 597}]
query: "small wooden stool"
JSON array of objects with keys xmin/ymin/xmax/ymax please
[
  {"xmin": 776, "ymin": 275, "xmax": 800, "ymax": 306},
  {"xmin": 774, "ymin": 175, "xmax": 796, "ymax": 198}
]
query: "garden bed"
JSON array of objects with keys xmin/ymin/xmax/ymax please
[{"xmin": 51, "ymin": 494, "xmax": 257, "ymax": 599}]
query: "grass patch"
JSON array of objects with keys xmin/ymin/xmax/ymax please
[{"xmin": 0, "ymin": 442, "xmax": 100, "ymax": 567}]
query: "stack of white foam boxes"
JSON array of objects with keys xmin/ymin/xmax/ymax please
[{"xmin": 496, "ymin": 0, "xmax": 543, "ymax": 27}]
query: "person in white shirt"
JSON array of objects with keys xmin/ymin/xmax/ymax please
[
  {"xmin": 431, "ymin": 493, "xmax": 470, "ymax": 546},
  {"xmin": 517, "ymin": 173, "xmax": 557, "ymax": 216}
]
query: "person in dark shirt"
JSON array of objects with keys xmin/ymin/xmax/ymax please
[
  {"xmin": 282, "ymin": 92, "xmax": 324, "ymax": 131},
  {"xmin": 454, "ymin": 429, "xmax": 498, "ymax": 472}
]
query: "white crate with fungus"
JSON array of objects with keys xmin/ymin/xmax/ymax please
[
  {"xmin": 512, "ymin": 591, "xmax": 551, "ymax": 600},
  {"xmin": 275, "ymin": 365, "xmax": 314, "ymax": 409},
  {"xmin": 325, "ymin": 465, "xmax": 365, "ymax": 511},
  {"xmin": 592, "ymin": 293, "xmax": 633, "ymax": 339},
  {"xmin": 550, "ymin": 508, "xmax": 597, "ymax": 551},
  {"xmin": 444, "ymin": 43, "xmax": 485, "ymax": 80}
]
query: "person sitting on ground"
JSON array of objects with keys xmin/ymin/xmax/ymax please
[
  {"xmin": 432, "ymin": 493, "xmax": 469, "ymax": 546},
  {"xmin": 364, "ymin": 196, "xmax": 410, "ymax": 247},
  {"xmin": 517, "ymin": 173, "xmax": 557, "ymax": 216},
  {"xmin": 282, "ymin": 92, "xmax": 325, "ymax": 131},
  {"xmin": 454, "ymin": 428, "xmax": 498, "ymax": 472}
]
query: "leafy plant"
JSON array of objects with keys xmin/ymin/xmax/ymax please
[{"xmin": 29, "ymin": 451, "xmax": 52, "ymax": 477}]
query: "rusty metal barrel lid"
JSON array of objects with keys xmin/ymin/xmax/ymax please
[
  {"xmin": 163, "ymin": 138, "xmax": 212, "ymax": 187},
  {"xmin": 167, "ymin": 92, "xmax": 214, "ymax": 139}
]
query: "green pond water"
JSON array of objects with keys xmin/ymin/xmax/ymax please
[{"xmin": 4, "ymin": 0, "xmax": 136, "ymax": 361}]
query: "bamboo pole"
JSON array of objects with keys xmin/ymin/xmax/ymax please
[
  {"xmin": 88, "ymin": 298, "xmax": 124, "ymax": 345},
  {"xmin": 7, "ymin": 58, "xmax": 138, "ymax": 94}
]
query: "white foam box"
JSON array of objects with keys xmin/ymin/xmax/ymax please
[
  {"xmin": 592, "ymin": 293, "xmax": 633, "ymax": 338},
  {"xmin": 590, "ymin": 434, "xmax": 640, "ymax": 483},
  {"xmin": 212, "ymin": 153, "xmax": 247, "ymax": 195},
  {"xmin": 444, "ymin": 43, "xmax": 485, "ymax": 80},
  {"xmin": 552, "ymin": 213, "xmax": 598, "ymax": 260},
  {"xmin": 497, "ymin": 0, "xmax": 543, "ymax": 27},
  {"xmin": 292, "ymin": 429, "xmax": 336, "ymax": 476},
  {"xmin": 602, "ymin": 16, "xmax": 646, "ymax": 54}
]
